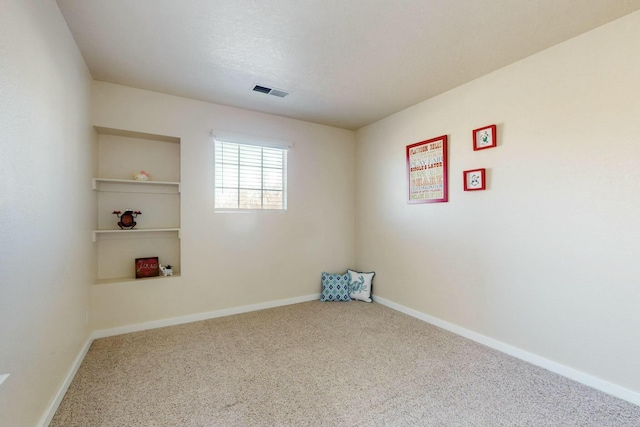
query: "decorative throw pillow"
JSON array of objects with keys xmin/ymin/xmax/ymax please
[
  {"xmin": 347, "ymin": 270, "xmax": 375, "ymax": 302},
  {"xmin": 320, "ymin": 272, "xmax": 351, "ymax": 302}
]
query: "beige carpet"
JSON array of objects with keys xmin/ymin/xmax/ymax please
[{"xmin": 51, "ymin": 301, "xmax": 640, "ymax": 426}]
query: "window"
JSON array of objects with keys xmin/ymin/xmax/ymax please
[{"xmin": 214, "ymin": 139, "xmax": 287, "ymax": 210}]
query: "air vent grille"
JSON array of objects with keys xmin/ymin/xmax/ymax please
[
  {"xmin": 252, "ymin": 85, "xmax": 289, "ymax": 98},
  {"xmin": 253, "ymin": 85, "xmax": 271, "ymax": 94}
]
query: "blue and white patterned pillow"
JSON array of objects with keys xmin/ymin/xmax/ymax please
[
  {"xmin": 320, "ymin": 272, "xmax": 351, "ymax": 302},
  {"xmin": 347, "ymin": 270, "xmax": 375, "ymax": 303}
]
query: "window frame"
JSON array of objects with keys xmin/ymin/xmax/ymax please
[{"xmin": 213, "ymin": 134, "xmax": 290, "ymax": 213}]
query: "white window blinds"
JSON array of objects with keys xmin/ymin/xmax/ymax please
[{"xmin": 215, "ymin": 139, "xmax": 287, "ymax": 210}]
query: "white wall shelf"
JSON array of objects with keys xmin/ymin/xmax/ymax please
[
  {"xmin": 92, "ymin": 228, "xmax": 181, "ymax": 242},
  {"xmin": 93, "ymin": 178, "xmax": 181, "ymax": 193},
  {"xmin": 95, "ymin": 273, "xmax": 181, "ymax": 286}
]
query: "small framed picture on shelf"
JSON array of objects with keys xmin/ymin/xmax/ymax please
[
  {"xmin": 473, "ymin": 124, "xmax": 497, "ymax": 151},
  {"xmin": 135, "ymin": 257, "xmax": 160, "ymax": 278},
  {"xmin": 463, "ymin": 169, "xmax": 486, "ymax": 191}
]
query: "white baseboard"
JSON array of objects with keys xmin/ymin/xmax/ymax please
[
  {"xmin": 373, "ymin": 295, "xmax": 640, "ymax": 407},
  {"xmin": 93, "ymin": 293, "xmax": 321, "ymax": 339},
  {"xmin": 41, "ymin": 294, "xmax": 320, "ymax": 425},
  {"xmin": 38, "ymin": 335, "xmax": 93, "ymax": 427},
  {"xmin": 43, "ymin": 293, "xmax": 638, "ymax": 425}
]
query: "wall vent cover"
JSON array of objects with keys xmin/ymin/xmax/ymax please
[{"xmin": 252, "ymin": 85, "xmax": 289, "ymax": 98}]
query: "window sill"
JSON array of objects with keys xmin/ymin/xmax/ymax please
[{"xmin": 214, "ymin": 209, "xmax": 287, "ymax": 214}]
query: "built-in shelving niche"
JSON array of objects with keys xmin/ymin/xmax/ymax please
[{"xmin": 93, "ymin": 126, "xmax": 181, "ymax": 285}]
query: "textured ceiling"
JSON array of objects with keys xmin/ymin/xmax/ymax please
[{"xmin": 56, "ymin": 0, "xmax": 640, "ymax": 130}]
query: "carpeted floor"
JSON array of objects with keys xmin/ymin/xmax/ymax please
[{"xmin": 51, "ymin": 301, "xmax": 640, "ymax": 426}]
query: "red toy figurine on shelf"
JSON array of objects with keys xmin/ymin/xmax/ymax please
[{"xmin": 112, "ymin": 209, "xmax": 141, "ymax": 229}]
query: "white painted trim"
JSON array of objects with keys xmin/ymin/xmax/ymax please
[
  {"xmin": 38, "ymin": 336, "xmax": 93, "ymax": 427},
  {"xmin": 44, "ymin": 293, "xmax": 638, "ymax": 424},
  {"xmin": 40, "ymin": 294, "xmax": 320, "ymax": 424},
  {"xmin": 373, "ymin": 295, "xmax": 640, "ymax": 406},
  {"xmin": 93, "ymin": 293, "xmax": 320, "ymax": 339}
]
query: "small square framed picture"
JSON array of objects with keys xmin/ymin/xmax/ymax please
[
  {"xmin": 473, "ymin": 124, "xmax": 497, "ymax": 150},
  {"xmin": 135, "ymin": 257, "xmax": 160, "ymax": 278},
  {"xmin": 463, "ymin": 169, "xmax": 486, "ymax": 191}
]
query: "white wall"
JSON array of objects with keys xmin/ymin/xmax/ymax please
[
  {"xmin": 355, "ymin": 11, "xmax": 640, "ymax": 395},
  {"xmin": 3, "ymin": 2, "xmax": 636, "ymax": 423},
  {"xmin": 91, "ymin": 82, "xmax": 356, "ymax": 330},
  {"xmin": 0, "ymin": 1, "xmax": 95, "ymax": 425}
]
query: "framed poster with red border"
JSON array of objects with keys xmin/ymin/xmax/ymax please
[
  {"xmin": 135, "ymin": 257, "xmax": 160, "ymax": 278},
  {"xmin": 463, "ymin": 168, "xmax": 486, "ymax": 191},
  {"xmin": 406, "ymin": 135, "xmax": 448, "ymax": 204},
  {"xmin": 473, "ymin": 124, "xmax": 497, "ymax": 150}
]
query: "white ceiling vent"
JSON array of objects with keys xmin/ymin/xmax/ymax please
[{"xmin": 253, "ymin": 85, "xmax": 289, "ymax": 98}]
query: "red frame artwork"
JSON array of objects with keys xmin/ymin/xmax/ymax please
[
  {"xmin": 406, "ymin": 135, "xmax": 448, "ymax": 204},
  {"xmin": 473, "ymin": 124, "xmax": 497, "ymax": 151},
  {"xmin": 135, "ymin": 257, "xmax": 160, "ymax": 278},
  {"xmin": 463, "ymin": 168, "xmax": 486, "ymax": 191}
]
